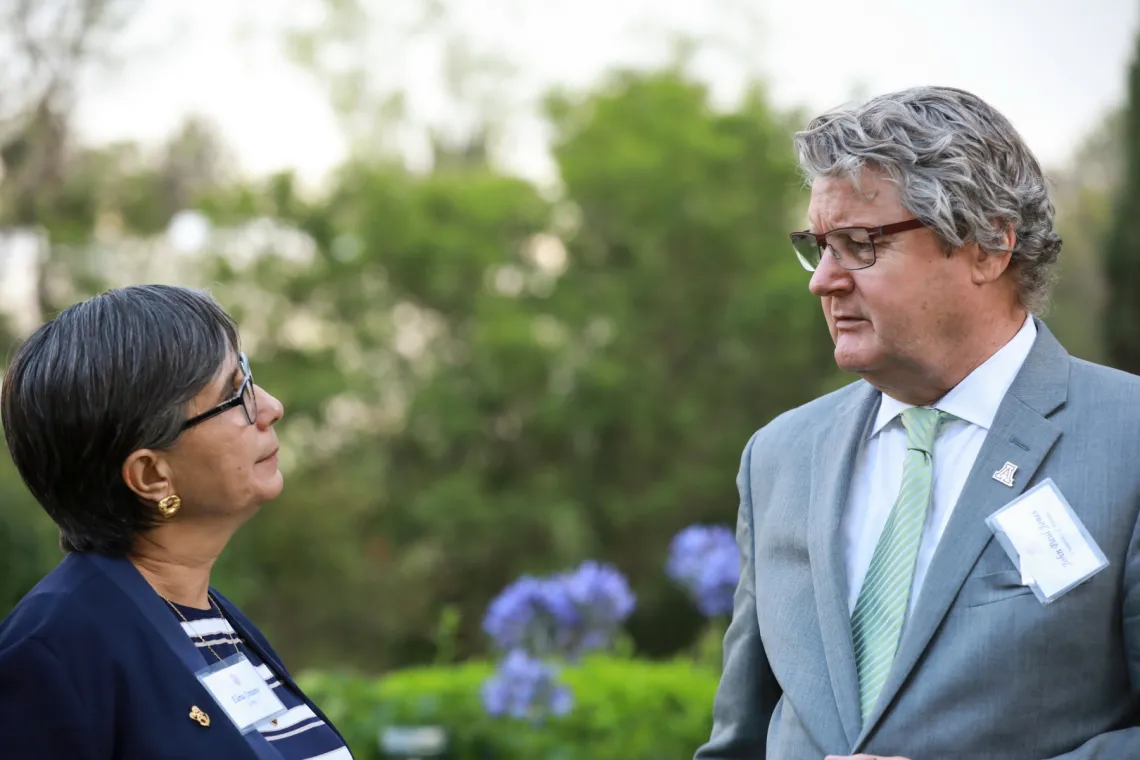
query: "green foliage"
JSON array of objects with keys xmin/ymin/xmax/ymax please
[
  {"xmin": 0, "ymin": 314, "xmax": 58, "ymax": 609},
  {"xmin": 1045, "ymin": 109, "xmax": 1121, "ymax": 364},
  {"xmin": 0, "ymin": 445, "xmax": 59, "ymax": 611},
  {"xmin": 1106, "ymin": 33, "xmax": 1140, "ymax": 374},
  {"xmin": 297, "ymin": 655, "xmax": 719, "ymax": 759}
]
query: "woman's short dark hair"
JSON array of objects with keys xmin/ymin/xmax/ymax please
[{"xmin": 1, "ymin": 284, "xmax": 240, "ymax": 556}]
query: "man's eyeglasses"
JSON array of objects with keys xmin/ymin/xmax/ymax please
[
  {"xmin": 790, "ymin": 218, "xmax": 925, "ymax": 272},
  {"xmin": 181, "ymin": 353, "xmax": 257, "ymax": 431}
]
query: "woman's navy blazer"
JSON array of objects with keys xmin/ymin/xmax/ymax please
[{"xmin": 0, "ymin": 550, "xmax": 347, "ymax": 759}]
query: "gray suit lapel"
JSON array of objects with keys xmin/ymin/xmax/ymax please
[
  {"xmin": 809, "ymin": 381, "xmax": 881, "ymax": 747},
  {"xmin": 852, "ymin": 319, "xmax": 1069, "ymax": 749}
]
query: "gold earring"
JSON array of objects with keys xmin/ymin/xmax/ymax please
[{"xmin": 157, "ymin": 495, "xmax": 181, "ymax": 519}]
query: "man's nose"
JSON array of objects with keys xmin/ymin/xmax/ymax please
[{"xmin": 808, "ymin": 249, "xmax": 855, "ymax": 298}]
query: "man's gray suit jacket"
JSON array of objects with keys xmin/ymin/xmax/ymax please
[{"xmin": 695, "ymin": 319, "xmax": 1140, "ymax": 759}]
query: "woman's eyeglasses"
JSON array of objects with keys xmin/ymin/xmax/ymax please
[{"xmin": 181, "ymin": 353, "xmax": 257, "ymax": 431}]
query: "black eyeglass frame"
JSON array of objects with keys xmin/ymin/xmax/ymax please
[
  {"xmin": 181, "ymin": 352, "xmax": 257, "ymax": 431},
  {"xmin": 789, "ymin": 218, "xmax": 926, "ymax": 272}
]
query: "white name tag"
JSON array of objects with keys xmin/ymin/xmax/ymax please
[
  {"xmin": 196, "ymin": 653, "xmax": 287, "ymax": 734},
  {"xmin": 985, "ymin": 478, "xmax": 1109, "ymax": 603}
]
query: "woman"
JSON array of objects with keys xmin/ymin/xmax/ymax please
[{"xmin": 0, "ymin": 284, "xmax": 352, "ymax": 760}]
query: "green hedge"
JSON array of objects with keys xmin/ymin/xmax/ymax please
[{"xmin": 297, "ymin": 655, "xmax": 719, "ymax": 759}]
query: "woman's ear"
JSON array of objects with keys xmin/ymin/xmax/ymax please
[{"xmin": 122, "ymin": 449, "xmax": 175, "ymax": 504}]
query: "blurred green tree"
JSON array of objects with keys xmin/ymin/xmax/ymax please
[
  {"xmin": 1106, "ymin": 32, "xmax": 1140, "ymax": 373},
  {"xmin": 1045, "ymin": 108, "xmax": 1121, "ymax": 364}
]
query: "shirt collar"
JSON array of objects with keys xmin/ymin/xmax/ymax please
[{"xmin": 870, "ymin": 315, "xmax": 1038, "ymax": 438}]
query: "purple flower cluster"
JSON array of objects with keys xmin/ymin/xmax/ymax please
[
  {"xmin": 666, "ymin": 524, "xmax": 740, "ymax": 618},
  {"xmin": 482, "ymin": 575, "xmax": 577, "ymax": 660},
  {"xmin": 557, "ymin": 560, "xmax": 637, "ymax": 655},
  {"xmin": 481, "ymin": 560, "xmax": 636, "ymax": 720},
  {"xmin": 482, "ymin": 560, "xmax": 635, "ymax": 661},
  {"xmin": 480, "ymin": 649, "xmax": 573, "ymax": 720}
]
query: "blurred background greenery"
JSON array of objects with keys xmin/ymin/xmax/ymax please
[{"xmin": 1, "ymin": 1, "xmax": 1139, "ymax": 756}]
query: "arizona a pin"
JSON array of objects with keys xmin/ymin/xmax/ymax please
[{"xmin": 992, "ymin": 461, "xmax": 1017, "ymax": 487}]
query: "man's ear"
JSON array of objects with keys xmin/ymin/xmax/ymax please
[
  {"xmin": 970, "ymin": 222, "xmax": 1017, "ymax": 286},
  {"xmin": 122, "ymin": 449, "xmax": 175, "ymax": 504}
]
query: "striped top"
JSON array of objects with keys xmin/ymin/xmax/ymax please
[{"xmin": 168, "ymin": 600, "xmax": 352, "ymax": 760}]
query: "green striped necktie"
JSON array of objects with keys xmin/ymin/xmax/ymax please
[{"xmin": 851, "ymin": 405, "xmax": 950, "ymax": 722}]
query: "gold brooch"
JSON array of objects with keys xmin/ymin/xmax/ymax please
[{"xmin": 189, "ymin": 705, "xmax": 210, "ymax": 727}]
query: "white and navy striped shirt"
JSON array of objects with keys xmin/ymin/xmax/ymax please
[{"xmin": 169, "ymin": 601, "xmax": 352, "ymax": 760}]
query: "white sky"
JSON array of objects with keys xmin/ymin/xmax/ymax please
[{"xmin": 75, "ymin": 0, "xmax": 1139, "ymax": 188}]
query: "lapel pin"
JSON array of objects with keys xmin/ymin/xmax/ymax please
[
  {"xmin": 189, "ymin": 705, "xmax": 210, "ymax": 727},
  {"xmin": 992, "ymin": 461, "xmax": 1017, "ymax": 487}
]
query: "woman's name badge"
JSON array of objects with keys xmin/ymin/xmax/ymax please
[
  {"xmin": 985, "ymin": 478, "xmax": 1108, "ymax": 604},
  {"xmin": 195, "ymin": 653, "xmax": 287, "ymax": 734}
]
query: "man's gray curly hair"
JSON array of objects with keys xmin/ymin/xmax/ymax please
[{"xmin": 793, "ymin": 86, "xmax": 1061, "ymax": 314}]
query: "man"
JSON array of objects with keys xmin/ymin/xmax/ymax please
[{"xmin": 694, "ymin": 86, "xmax": 1140, "ymax": 760}]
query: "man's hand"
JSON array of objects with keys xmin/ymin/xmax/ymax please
[{"xmin": 826, "ymin": 755, "xmax": 911, "ymax": 760}]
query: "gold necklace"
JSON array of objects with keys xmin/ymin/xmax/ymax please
[{"xmin": 164, "ymin": 593, "xmax": 241, "ymax": 663}]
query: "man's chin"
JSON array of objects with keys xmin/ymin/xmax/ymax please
[{"xmin": 833, "ymin": 343, "xmax": 879, "ymax": 374}]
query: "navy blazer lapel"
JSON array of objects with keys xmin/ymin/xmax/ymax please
[
  {"xmin": 87, "ymin": 553, "xmax": 209, "ymax": 676},
  {"xmin": 87, "ymin": 554, "xmax": 282, "ymax": 760},
  {"xmin": 852, "ymin": 319, "xmax": 1069, "ymax": 749},
  {"xmin": 809, "ymin": 380, "xmax": 882, "ymax": 748}
]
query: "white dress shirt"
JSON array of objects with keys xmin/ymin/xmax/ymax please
[{"xmin": 842, "ymin": 315, "xmax": 1038, "ymax": 616}]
